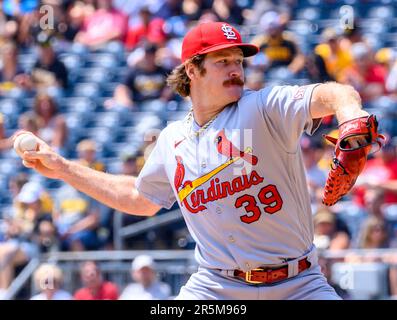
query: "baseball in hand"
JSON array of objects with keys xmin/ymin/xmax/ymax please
[{"xmin": 13, "ymin": 132, "xmax": 39, "ymax": 157}]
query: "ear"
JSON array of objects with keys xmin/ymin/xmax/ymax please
[{"xmin": 185, "ymin": 62, "xmax": 197, "ymax": 81}]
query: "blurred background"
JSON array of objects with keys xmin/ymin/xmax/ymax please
[{"xmin": 0, "ymin": 0, "xmax": 397, "ymax": 300}]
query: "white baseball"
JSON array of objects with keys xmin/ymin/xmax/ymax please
[{"xmin": 13, "ymin": 133, "xmax": 39, "ymax": 157}]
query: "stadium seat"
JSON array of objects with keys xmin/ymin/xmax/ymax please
[
  {"xmin": 105, "ymin": 158, "xmax": 123, "ymax": 174},
  {"xmin": 133, "ymin": 114, "xmax": 162, "ymax": 135},
  {"xmin": 90, "ymin": 111, "xmax": 120, "ymax": 128},
  {"xmin": 360, "ymin": 19, "xmax": 389, "ymax": 34},
  {"xmin": 59, "ymin": 97, "xmax": 97, "ymax": 113},
  {"xmin": 75, "ymin": 67, "xmax": 111, "ymax": 84},
  {"xmin": 295, "ymin": 7, "xmax": 321, "ymax": 21},
  {"xmin": 97, "ymin": 41, "xmax": 125, "ymax": 60},
  {"xmin": 288, "ymin": 20, "xmax": 313, "ymax": 36},
  {"xmin": 86, "ymin": 53, "xmax": 119, "ymax": 69},
  {"xmin": 363, "ymin": 33, "xmax": 385, "ymax": 51},
  {"xmin": 85, "ymin": 126, "xmax": 114, "ymax": 145},
  {"xmin": 140, "ymin": 100, "xmax": 167, "ymax": 113},
  {"xmin": 0, "ymin": 158, "xmax": 22, "ymax": 176},
  {"xmin": 58, "ymin": 53, "xmax": 84, "ymax": 72},
  {"xmin": 101, "ymin": 82, "xmax": 120, "ymax": 97},
  {"xmin": 71, "ymin": 83, "xmax": 101, "ymax": 99},
  {"xmin": 0, "ymin": 98, "xmax": 23, "ymax": 117},
  {"xmin": 18, "ymin": 53, "xmax": 37, "ymax": 72},
  {"xmin": 1, "ymin": 113, "xmax": 18, "ymax": 130},
  {"xmin": 0, "ymin": 173, "xmax": 9, "ymax": 191},
  {"xmin": 367, "ymin": 6, "xmax": 395, "ymax": 20},
  {"xmin": 384, "ymin": 204, "xmax": 397, "ymax": 222},
  {"xmin": 111, "ymin": 67, "xmax": 129, "ymax": 82}
]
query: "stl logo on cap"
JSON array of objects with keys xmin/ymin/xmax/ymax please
[
  {"xmin": 221, "ymin": 24, "xmax": 237, "ymax": 40},
  {"xmin": 181, "ymin": 22, "xmax": 259, "ymax": 62}
]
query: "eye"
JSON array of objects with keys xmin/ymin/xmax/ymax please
[{"xmin": 218, "ymin": 59, "xmax": 228, "ymax": 64}]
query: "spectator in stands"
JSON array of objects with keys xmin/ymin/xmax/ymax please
[
  {"xmin": 16, "ymin": 180, "xmax": 53, "ymax": 228},
  {"xmin": 313, "ymin": 208, "xmax": 350, "ymax": 251},
  {"xmin": 120, "ymin": 153, "xmax": 139, "ymax": 176},
  {"xmin": 346, "ymin": 216, "xmax": 397, "ymax": 298},
  {"xmin": 16, "ymin": 32, "xmax": 68, "ymax": 93},
  {"xmin": 124, "ymin": 6, "xmax": 166, "ymax": 50},
  {"xmin": 0, "ymin": 113, "xmax": 10, "ymax": 151},
  {"xmin": 19, "ymin": 110, "xmax": 40, "ymax": 133},
  {"xmin": 385, "ymin": 50, "xmax": 397, "ymax": 94},
  {"xmin": 74, "ymin": 261, "xmax": 119, "ymax": 300},
  {"xmin": 243, "ymin": 0, "xmax": 293, "ymax": 27},
  {"xmin": 106, "ymin": 43, "xmax": 172, "ymax": 109},
  {"xmin": 353, "ymin": 137, "xmax": 397, "ymax": 210},
  {"xmin": 53, "ymin": 184, "xmax": 102, "ymax": 251},
  {"xmin": 357, "ymin": 217, "xmax": 390, "ymax": 250},
  {"xmin": 0, "ymin": 111, "xmax": 42, "ymax": 153},
  {"xmin": 8, "ymin": 173, "xmax": 29, "ymax": 199},
  {"xmin": 341, "ymin": 42, "xmax": 388, "ymax": 103},
  {"xmin": 211, "ymin": 0, "xmax": 244, "ymax": 25},
  {"xmin": 301, "ymin": 136, "xmax": 326, "ymax": 211},
  {"xmin": 8, "ymin": 175, "xmax": 55, "ymax": 255},
  {"xmin": 181, "ymin": 0, "xmax": 213, "ymax": 22},
  {"xmin": 76, "ymin": 139, "xmax": 105, "ymax": 172},
  {"xmin": 118, "ymin": 152, "xmax": 148, "ymax": 246},
  {"xmin": 245, "ymin": 69, "xmax": 265, "ymax": 91},
  {"xmin": 339, "ymin": 21, "xmax": 370, "ymax": 52},
  {"xmin": 0, "ymin": 182, "xmax": 50, "ymax": 291},
  {"xmin": 33, "ymin": 93, "xmax": 68, "ymax": 153},
  {"xmin": 13, "ymin": 6, "xmax": 39, "ymax": 47},
  {"xmin": 154, "ymin": 0, "xmax": 183, "ymax": 20},
  {"xmin": 348, "ymin": 216, "xmax": 390, "ymax": 257},
  {"xmin": 8, "ymin": 175, "xmax": 55, "ymax": 256},
  {"xmin": 315, "ymin": 27, "xmax": 353, "ymax": 82},
  {"xmin": 316, "ymin": 128, "xmax": 338, "ymax": 172},
  {"xmin": 33, "ymin": 1, "xmax": 83, "ymax": 44},
  {"xmin": 0, "ymin": 110, "xmax": 42, "ymax": 152},
  {"xmin": 0, "ymin": 41, "xmax": 24, "ymax": 97},
  {"xmin": 251, "ymin": 11, "xmax": 305, "ymax": 76},
  {"xmin": 0, "ymin": 113, "xmax": 4, "ymax": 138},
  {"xmin": 197, "ymin": 9, "xmax": 220, "ymax": 23},
  {"xmin": 75, "ymin": 0, "xmax": 128, "ymax": 49},
  {"xmin": 74, "ymin": 139, "xmax": 111, "ymax": 248},
  {"xmin": 30, "ymin": 263, "xmax": 72, "ymax": 300},
  {"xmin": 1, "ymin": 0, "xmax": 38, "ymax": 18},
  {"xmin": 119, "ymin": 255, "xmax": 171, "ymax": 300},
  {"xmin": 305, "ymin": 53, "xmax": 336, "ymax": 127},
  {"xmin": 36, "ymin": 219, "xmax": 59, "ymax": 254},
  {"xmin": 305, "ymin": 53, "xmax": 334, "ymax": 83},
  {"xmin": 65, "ymin": 0, "xmax": 95, "ymax": 44},
  {"xmin": 0, "ymin": 9, "xmax": 18, "ymax": 44}
]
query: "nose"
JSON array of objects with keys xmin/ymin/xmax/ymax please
[
  {"xmin": 230, "ymin": 71, "xmax": 240, "ymax": 78},
  {"xmin": 229, "ymin": 64, "xmax": 243, "ymax": 79}
]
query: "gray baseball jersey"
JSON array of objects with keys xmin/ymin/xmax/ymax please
[{"xmin": 136, "ymin": 84, "xmax": 321, "ymax": 272}]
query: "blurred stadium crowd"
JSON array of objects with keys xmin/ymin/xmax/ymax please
[{"xmin": 1, "ymin": 0, "xmax": 397, "ymax": 299}]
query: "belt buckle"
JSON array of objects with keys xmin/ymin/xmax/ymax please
[{"xmin": 245, "ymin": 268, "xmax": 263, "ymax": 284}]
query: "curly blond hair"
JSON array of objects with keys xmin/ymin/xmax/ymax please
[{"xmin": 166, "ymin": 55, "xmax": 206, "ymax": 97}]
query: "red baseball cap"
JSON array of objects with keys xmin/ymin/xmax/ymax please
[{"xmin": 181, "ymin": 22, "xmax": 259, "ymax": 62}]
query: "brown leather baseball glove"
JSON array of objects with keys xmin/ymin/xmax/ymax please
[{"xmin": 322, "ymin": 115, "xmax": 385, "ymax": 206}]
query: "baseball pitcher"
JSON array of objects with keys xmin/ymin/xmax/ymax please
[{"xmin": 16, "ymin": 22, "xmax": 384, "ymax": 299}]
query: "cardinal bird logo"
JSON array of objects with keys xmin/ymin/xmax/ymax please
[
  {"xmin": 215, "ymin": 129, "xmax": 258, "ymax": 165},
  {"xmin": 174, "ymin": 156, "xmax": 186, "ymax": 191},
  {"xmin": 173, "ymin": 131, "xmax": 260, "ymax": 209}
]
